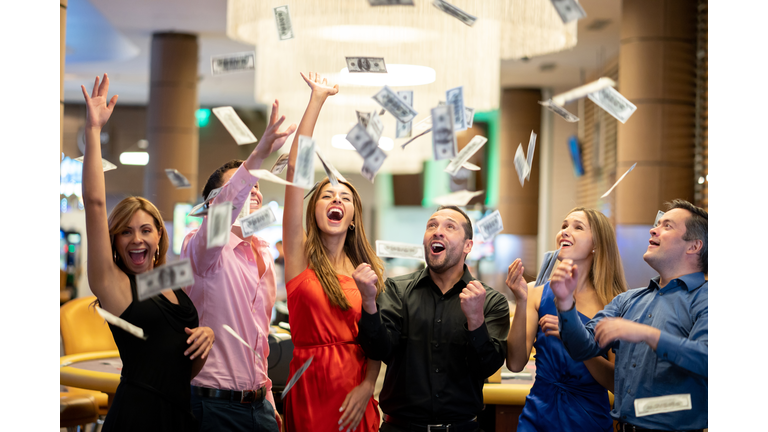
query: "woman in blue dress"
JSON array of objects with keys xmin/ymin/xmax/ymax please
[{"xmin": 505, "ymin": 207, "xmax": 628, "ymax": 431}]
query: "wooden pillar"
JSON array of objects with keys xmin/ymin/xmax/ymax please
[
  {"xmin": 143, "ymin": 33, "xmax": 199, "ymax": 220},
  {"xmin": 60, "ymin": 0, "xmax": 67, "ymax": 157},
  {"xmin": 498, "ymin": 89, "xmax": 541, "ymax": 235},
  {"xmin": 615, "ymin": 0, "xmax": 697, "ymax": 224}
]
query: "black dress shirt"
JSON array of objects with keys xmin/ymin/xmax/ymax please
[{"xmin": 357, "ymin": 265, "xmax": 509, "ymax": 424}]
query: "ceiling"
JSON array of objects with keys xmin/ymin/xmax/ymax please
[{"xmin": 62, "ymin": 0, "xmax": 622, "ymax": 108}]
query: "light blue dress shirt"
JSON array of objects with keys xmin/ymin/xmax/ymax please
[{"xmin": 558, "ymin": 272, "xmax": 707, "ymax": 430}]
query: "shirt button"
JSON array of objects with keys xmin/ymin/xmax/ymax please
[
  {"xmin": 659, "ymin": 292, "xmax": 664, "ymax": 296},
  {"xmin": 435, "ymin": 368, "xmax": 439, "ymax": 373},
  {"xmin": 435, "ymin": 393, "xmax": 439, "ymax": 398},
  {"xmin": 437, "ymin": 319, "xmax": 441, "ymax": 323},
  {"xmin": 435, "ymin": 343, "xmax": 439, "ymax": 348},
  {"xmin": 632, "ymin": 363, "xmax": 636, "ymax": 368},
  {"xmin": 647, "ymin": 313, "xmax": 652, "ymax": 318},
  {"xmin": 627, "ymin": 389, "xmax": 631, "ymax": 394}
]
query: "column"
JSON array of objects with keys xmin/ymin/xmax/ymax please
[
  {"xmin": 143, "ymin": 32, "xmax": 199, "ymax": 220},
  {"xmin": 616, "ymin": 0, "xmax": 698, "ymax": 224}
]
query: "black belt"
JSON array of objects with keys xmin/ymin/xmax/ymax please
[
  {"xmin": 384, "ymin": 414, "xmax": 478, "ymax": 432},
  {"xmin": 616, "ymin": 422, "xmax": 703, "ymax": 432},
  {"xmin": 191, "ymin": 385, "xmax": 266, "ymax": 404}
]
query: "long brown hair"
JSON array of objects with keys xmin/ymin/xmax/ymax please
[
  {"xmin": 108, "ymin": 196, "xmax": 168, "ymax": 275},
  {"xmin": 305, "ymin": 178, "xmax": 384, "ymax": 310},
  {"xmin": 565, "ymin": 207, "xmax": 628, "ymax": 306}
]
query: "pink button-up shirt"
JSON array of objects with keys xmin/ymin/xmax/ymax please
[{"xmin": 181, "ymin": 165, "xmax": 277, "ymax": 407}]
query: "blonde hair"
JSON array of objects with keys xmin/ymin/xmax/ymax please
[
  {"xmin": 305, "ymin": 178, "xmax": 384, "ymax": 310},
  {"xmin": 108, "ymin": 197, "xmax": 168, "ymax": 275},
  {"xmin": 565, "ymin": 207, "xmax": 628, "ymax": 306}
]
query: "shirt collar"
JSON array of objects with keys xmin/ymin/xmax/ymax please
[
  {"xmin": 416, "ymin": 264, "xmax": 474, "ymax": 291},
  {"xmin": 649, "ymin": 272, "xmax": 707, "ymax": 292}
]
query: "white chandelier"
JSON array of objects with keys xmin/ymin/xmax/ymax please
[{"xmin": 226, "ymin": 0, "xmax": 577, "ymax": 174}]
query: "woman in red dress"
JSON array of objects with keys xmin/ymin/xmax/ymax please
[{"xmin": 281, "ymin": 72, "xmax": 383, "ymax": 432}]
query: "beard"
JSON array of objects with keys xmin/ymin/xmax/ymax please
[{"xmin": 425, "ymin": 244, "xmax": 463, "ymax": 274}]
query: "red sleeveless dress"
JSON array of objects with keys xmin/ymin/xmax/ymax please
[{"xmin": 284, "ymin": 268, "xmax": 380, "ymax": 432}]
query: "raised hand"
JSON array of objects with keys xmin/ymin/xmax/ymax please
[
  {"xmin": 352, "ymin": 263, "xmax": 378, "ymax": 314},
  {"xmin": 253, "ymin": 100, "xmax": 298, "ymax": 160},
  {"xmin": 505, "ymin": 259, "xmax": 528, "ymax": 301},
  {"xmin": 460, "ymin": 280, "xmax": 487, "ymax": 331},
  {"xmin": 301, "ymin": 71, "xmax": 339, "ymax": 98},
  {"xmin": 184, "ymin": 326, "xmax": 215, "ymax": 360},
  {"xmin": 550, "ymin": 259, "xmax": 578, "ymax": 310},
  {"xmin": 538, "ymin": 314, "xmax": 560, "ymax": 339},
  {"xmin": 80, "ymin": 73, "xmax": 118, "ymax": 130}
]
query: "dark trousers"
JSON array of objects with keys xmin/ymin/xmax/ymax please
[
  {"xmin": 190, "ymin": 390, "xmax": 279, "ymax": 432},
  {"xmin": 380, "ymin": 422, "xmax": 481, "ymax": 432}
]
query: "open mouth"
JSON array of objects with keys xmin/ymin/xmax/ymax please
[
  {"xmin": 559, "ymin": 240, "xmax": 573, "ymax": 248},
  {"xmin": 430, "ymin": 241, "xmax": 446, "ymax": 254},
  {"xmin": 128, "ymin": 248, "xmax": 148, "ymax": 266},
  {"xmin": 327, "ymin": 207, "xmax": 344, "ymax": 222},
  {"xmin": 648, "ymin": 239, "xmax": 660, "ymax": 247}
]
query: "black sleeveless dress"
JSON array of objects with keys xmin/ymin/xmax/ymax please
[{"xmin": 102, "ymin": 274, "xmax": 200, "ymax": 431}]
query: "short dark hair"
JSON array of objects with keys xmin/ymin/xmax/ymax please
[
  {"xmin": 436, "ymin": 205, "xmax": 473, "ymax": 240},
  {"xmin": 665, "ymin": 199, "xmax": 708, "ymax": 274},
  {"xmin": 202, "ymin": 159, "xmax": 244, "ymax": 201}
]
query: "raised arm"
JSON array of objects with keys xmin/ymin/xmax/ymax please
[
  {"xmin": 355, "ymin": 267, "xmax": 404, "ymax": 362},
  {"xmin": 283, "ymin": 72, "xmax": 339, "ymax": 282},
  {"xmin": 505, "ymin": 259, "xmax": 539, "ymax": 372},
  {"xmin": 80, "ymin": 74, "xmax": 132, "ymax": 316}
]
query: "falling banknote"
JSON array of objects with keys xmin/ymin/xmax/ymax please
[
  {"xmin": 207, "ymin": 201, "xmax": 233, "ymax": 249},
  {"xmin": 514, "ymin": 144, "xmax": 530, "ymax": 187},
  {"xmin": 346, "ymin": 56, "xmax": 387, "ymax": 73},
  {"xmin": 432, "ymin": 0, "xmax": 477, "ymax": 26},
  {"xmin": 210, "ymin": 52, "xmax": 255, "ymax": 75},
  {"xmin": 372, "ymin": 85, "xmax": 418, "ymax": 123},
  {"xmin": 240, "ymin": 206, "xmax": 277, "ymax": 238},
  {"xmin": 431, "ymin": 105, "xmax": 457, "ymax": 160},
  {"xmin": 212, "ymin": 106, "xmax": 258, "ymax": 145},
  {"xmin": 346, "ymin": 124, "xmax": 387, "ymax": 182},
  {"xmin": 273, "ymin": 5, "xmax": 295, "ymax": 41},
  {"xmin": 376, "ymin": 240, "xmax": 425, "ymax": 261},
  {"xmin": 550, "ymin": 0, "xmax": 587, "ymax": 24},
  {"xmin": 282, "ymin": 356, "xmax": 314, "ymax": 399},
  {"xmin": 270, "ymin": 153, "xmax": 289, "ymax": 175},
  {"xmin": 446, "ymin": 86, "xmax": 467, "ymax": 131},
  {"xmin": 477, "ymin": 210, "xmax": 504, "ymax": 241},
  {"xmin": 601, "ymin": 163, "xmax": 637, "ymax": 198},
  {"xmin": 445, "ymin": 135, "xmax": 487, "ymax": 176},
  {"xmin": 539, "ymin": 99, "xmax": 580, "ymax": 123},
  {"xmin": 293, "ymin": 135, "xmax": 316, "ymax": 189},
  {"xmin": 136, "ymin": 259, "xmax": 195, "ymax": 302},
  {"xmin": 74, "ymin": 156, "xmax": 117, "ymax": 172},
  {"xmin": 396, "ymin": 90, "xmax": 414, "ymax": 138},
  {"xmin": 97, "ymin": 307, "xmax": 147, "ymax": 340},
  {"xmin": 165, "ymin": 169, "xmax": 191, "ymax": 188},
  {"xmin": 587, "ymin": 86, "xmax": 637, "ymax": 124}
]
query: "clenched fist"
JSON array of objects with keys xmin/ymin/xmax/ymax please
[
  {"xmin": 459, "ymin": 280, "xmax": 486, "ymax": 331},
  {"xmin": 352, "ymin": 263, "xmax": 378, "ymax": 314}
]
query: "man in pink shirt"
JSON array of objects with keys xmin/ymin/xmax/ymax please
[{"xmin": 182, "ymin": 102, "xmax": 296, "ymax": 431}]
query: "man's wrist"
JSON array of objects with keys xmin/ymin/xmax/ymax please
[
  {"xmin": 362, "ymin": 299, "xmax": 377, "ymax": 314},
  {"xmin": 467, "ymin": 316, "xmax": 484, "ymax": 331}
]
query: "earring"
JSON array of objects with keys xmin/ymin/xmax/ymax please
[
  {"xmin": 592, "ymin": 249, "xmax": 596, "ymax": 253},
  {"xmin": 155, "ymin": 249, "xmax": 160, "ymax": 262},
  {"xmin": 113, "ymin": 250, "xmax": 119, "ymax": 262},
  {"xmin": 348, "ymin": 223, "xmax": 356, "ymax": 231}
]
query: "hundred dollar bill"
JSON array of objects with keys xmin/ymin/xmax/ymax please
[
  {"xmin": 526, "ymin": 131, "xmax": 537, "ymax": 181},
  {"xmin": 462, "ymin": 161, "xmax": 480, "ymax": 171},
  {"xmin": 136, "ymin": 259, "xmax": 196, "ymax": 302},
  {"xmin": 376, "ymin": 240, "xmax": 425, "ymax": 261},
  {"xmin": 514, "ymin": 144, "xmax": 531, "ymax": 187},
  {"xmin": 270, "ymin": 153, "xmax": 289, "ymax": 175},
  {"xmin": 367, "ymin": 109, "xmax": 384, "ymax": 144},
  {"xmin": 465, "ymin": 106, "xmax": 475, "ymax": 128},
  {"xmin": 292, "ymin": 135, "xmax": 316, "ymax": 189},
  {"xmin": 534, "ymin": 248, "xmax": 561, "ymax": 287},
  {"xmin": 97, "ymin": 307, "xmax": 147, "ymax": 340},
  {"xmin": 431, "ymin": 105, "xmax": 457, "ymax": 160},
  {"xmin": 346, "ymin": 124, "xmax": 388, "ymax": 182},
  {"xmin": 539, "ymin": 99, "xmax": 580, "ymax": 123},
  {"xmin": 273, "ymin": 5, "xmax": 294, "ymax": 41},
  {"xmin": 552, "ymin": 77, "xmax": 616, "ymax": 107},
  {"xmin": 212, "ymin": 106, "xmax": 258, "ymax": 145},
  {"xmin": 315, "ymin": 148, "xmax": 347, "ymax": 187},
  {"xmin": 356, "ymin": 110, "xmax": 371, "ymax": 128},
  {"xmin": 550, "ymin": 0, "xmax": 587, "ymax": 24},
  {"xmin": 207, "ymin": 201, "xmax": 233, "ymax": 249},
  {"xmin": 165, "ymin": 169, "xmax": 191, "ymax": 189},
  {"xmin": 211, "ymin": 51, "xmax": 255, "ymax": 75},
  {"xmin": 282, "ymin": 356, "xmax": 314, "ymax": 399},
  {"xmin": 477, "ymin": 210, "xmax": 504, "ymax": 241},
  {"xmin": 188, "ymin": 186, "xmax": 227, "ymax": 217},
  {"xmin": 433, "ymin": 189, "xmax": 484, "ymax": 206},
  {"xmin": 368, "ymin": 0, "xmax": 414, "ymax": 5},
  {"xmin": 241, "ymin": 206, "xmax": 277, "ymax": 238},
  {"xmin": 396, "ymin": 90, "xmax": 414, "ymax": 138},
  {"xmin": 654, "ymin": 210, "xmax": 665, "ymax": 227},
  {"xmin": 601, "ymin": 162, "xmax": 637, "ymax": 198},
  {"xmin": 346, "ymin": 56, "xmax": 387, "ymax": 73},
  {"xmin": 74, "ymin": 156, "xmax": 117, "ymax": 172},
  {"xmin": 414, "ymin": 115, "xmax": 432, "ymax": 131},
  {"xmin": 587, "ymin": 86, "xmax": 637, "ymax": 124},
  {"xmin": 432, "ymin": 0, "xmax": 477, "ymax": 26},
  {"xmin": 361, "ymin": 147, "xmax": 387, "ymax": 182},
  {"xmin": 445, "ymin": 135, "xmax": 487, "ymax": 176},
  {"xmin": 372, "ymin": 85, "xmax": 418, "ymax": 123},
  {"xmin": 222, "ymin": 325, "xmax": 263, "ymax": 361},
  {"xmin": 446, "ymin": 86, "xmax": 467, "ymax": 131},
  {"xmin": 634, "ymin": 394, "xmax": 692, "ymax": 417},
  {"xmin": 400, "ymin": 127, "xmax": 431, "ymax": 149}
]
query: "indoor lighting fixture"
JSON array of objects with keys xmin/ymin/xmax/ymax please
[
  {"xmin": 337, "ymin": 64, "xmax": 436, "ymax": 87},
  {"xmin": 332, "ymin": 134, "xmax": 394, "ymax": 151},
  {"xmin": 119, "ymin": 152, "xmax": 149, "ymax": 166}
]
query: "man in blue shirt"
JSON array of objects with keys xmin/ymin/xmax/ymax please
[{"xmin": 553, "ymin": 199, "xmax": 707, "ymax": 431}]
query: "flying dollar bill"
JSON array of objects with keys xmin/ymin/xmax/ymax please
[
  {"xmin": 432, "ymin": 0, "xmax": 477, "ymax": 26},
  {"xmin": 446, "ymin": 86, "xmax": 467, "ymax": 131},
  {"xmin": 396, "ymin": 90, "xmax": 414, "ymax": 138},
  {"xmin": 96, "ymin": 307, "xmax": 147, "ymax": 340},
  {"xmin": 514, "ymin": 144, "xmax": 531, "ymax": 187},
  {"xmin": 273, "ymin": 5, "xmax": 295, "ymax": 41},
  {"xmin": 165, "ymin": 169, "xmax": 191, "ymax": 189},
  {"xmin": 346, "ymin": 56, "xmax": 387, "ymax": 73},
  {"xmin": 444, "ymin": 135, "xmax": 487, "ymax": 176},
  {"xmin": 372, "ymin": 85, "xmax": 418, "ymax": 123},
  {"xmin": 376, "ymin": 240, "xmax": 425, "ymax": 261},
  {"xmin": 477, "ymin": 210, "xmax": 504, "ymax": 241},
  {"xmin": 601, "ymin": 162, "xmax": 637, "ymax": 198},
  {"xmin": 293, "ymin": 135, "xmax": 316, "ymax": 189},
  {"xmin": 315, "ymin": 148, "xmax": 347, "ymax": 187},
  {"xmin": 282, "ymin": 356, "xmax": 314, "ymax": 399},
  {"xmin": 550, "ymin": 0, "xmax": 587, "ymax": 24},
  {"xmin": 240, "ymin": 206, "xmax": 277, "ymax": 238},
  {"xmin": 368, "ymin": 0, "xmax": 414, "ymax": 5},
  {"xmin": 465, "ymin": 106, "xmax": 475, "ymax": 128},
  {"xmin": 207, "ymin": 201, "xmax": 233, "ymax": 249},
  {"xmin": 431, "ymin": 105, "xmax": 457, "ymax": 160},
  {"xmin": 462, "ymin": 161, "xmax": 480, "ymax": 171},
  {"xmin": 539, "ymin": 99, "xmax": 580, "ymax": 123},
  {"xmin": 212, "ymin": 106, "xmax": 258, "ymax": 145},
  {"xmin": 356, "ymin": 110, "xmax": 371, "ymax": 128},
  {"xmin": 270, "ymin": 153, "xmax": 289, "ymax": 175},
  {"xmin": 552, "ymin": 77, "xmax": 616, "ymax": 107},
  {"xmin": 433, "ymin": 189, "xmax": 484, "ymax": 206},
  {"xmin": 74, "ymin": 156, "xmax": 117, "ymax": 172},
  {"xmin": 222, "ymin": 325, "xmax": 264, "ymax": 361},
  {"xmin": 366, "ymin": 109, "xmax": 384, "ymax": 144},
  {"xmin": 587, "ymin": 86, "xmax": 637, "ymax": 124},
  {"xmin": 654, "ymin": 210, "xmax": 665, "ymax": 227},
  {"xmin": 526, "ymin": 131, "xmax": 537, "ymax": 181},
  {"xmin": 211, "ymin": 51, "xmax": 255, "ymax": 75},
  {"xmin": 136, "ymin": 259, "xmax": 196, "ymax": 302},
  {"xmin": 400, "ymin": 128, "xmax": 431, "ymax": 149},
  {"xmin": 361, "ymin": 147, "xmax": 387, "ymax": 182},
  {"xmin": 534, "ymin": 248, "xmax": 561, "ymax": 287},
  {"xmin": 347, "ymin": 123, "xmax": 387, "ymax": 182}
]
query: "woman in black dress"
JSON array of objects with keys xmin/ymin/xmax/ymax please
[{"xmin": 81, "ymin": 73, "xmax": 215, "ymax": 430}]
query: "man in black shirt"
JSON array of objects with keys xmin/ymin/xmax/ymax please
[{"xmin": 353, "ymin": 206, "xmax": 510, "ymax": 432}]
